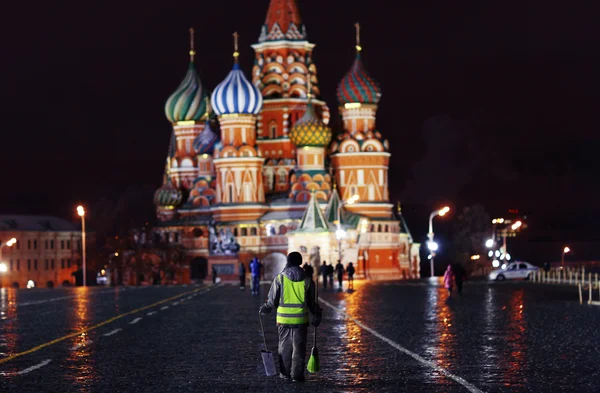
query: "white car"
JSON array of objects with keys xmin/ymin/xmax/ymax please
[{"xmin": 489, "ymin": 262, "xmax": 539, "ymax": 281}]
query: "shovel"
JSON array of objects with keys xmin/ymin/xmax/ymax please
[
  {"xmin": 307, "ymin": 281, "xmax": 320, "ymax": 373},
  {"xmin": 259, "ymin": 311, "xmax": 277, "ymax": 376}
]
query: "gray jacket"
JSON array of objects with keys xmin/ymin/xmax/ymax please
[{"xmin": 262, "ymin": 266, "xmax": 320, "ymax": 326}]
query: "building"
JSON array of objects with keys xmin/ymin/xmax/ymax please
[
  {"xmin": 0, "ymin": 215, "xmax": 81, "ymax": 288},
  {"xmin": 154, "ymin": 0, "xmax": 420, "ymax": 282}
]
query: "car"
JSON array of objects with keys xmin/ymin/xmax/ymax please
[{"xmin": 489, "ymin": 262, "xmax": 539, "ymax": 281}]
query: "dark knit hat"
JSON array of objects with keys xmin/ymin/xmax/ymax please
[{"xmin": 287, "ymin": 251, "xmax": 303, "ymax": 267}]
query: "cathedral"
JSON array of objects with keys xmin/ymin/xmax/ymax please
[{"xmin": 154, "ymin": 0, "xmax": 420, "ymax": 282}]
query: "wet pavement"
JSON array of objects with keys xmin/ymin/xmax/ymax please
[{"xmin": 1, "ymin": 280, "xmax": 599, "ymax": 392}]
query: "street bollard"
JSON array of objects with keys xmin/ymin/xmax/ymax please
[
  {"xmin": 595, "ymin": 273, "xmax": 598, "ymax": 289},
  {"xmin": 589, "ymin": 280, "xmax": 593, "ymax": 304},
  {"xmin": 579, "ymin": 283, "xmax": 583, "ymax": 305},
  {"xmin": 569, "ymin": 271, "xmax": 573, "ymax": 285}
]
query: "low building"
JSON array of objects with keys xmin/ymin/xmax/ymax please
[{"xmin": 0, "ymin": 215, "xmax": 82, "ymax": 288}]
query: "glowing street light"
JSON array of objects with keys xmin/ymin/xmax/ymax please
[
  {"xmin": 77, "ymin": 205, "xmax": 87, "ymax": 287},
  {"xmin": 485, "ymin": 239, "xmax": 494, "ymax": 248},
  {"xmin": 427, "ymin": 241, "xmax": 439, "ymax": 251},
  {"xmin": 0, "ymin": 237, "xmax": 17, "ymax": 269},
  {"xmin": 511, "ymin": 221, "xmax": 522, "ymax": 230},
  {"xmin": 0, "ymin": 263, "xmax": 7, "ymax": 273},
  {"xmin": 561, "ymin": 246, "xmax": 571, "ymax": 267},
  {"xmin": 427, "ymin": 206, "xmax": 450, "ymax": 277}
]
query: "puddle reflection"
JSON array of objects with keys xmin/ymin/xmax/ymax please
[
  {"xmin": 0, "ymin": 288, "xmax": 18, "ymax": 367},
  {"xmin": 64, "ymin": 287, "xmax": 96, "ymax": 387},
  {"xmin": 504, "ymin": 288, "xmax": 527, "ymax": 387},
  {"xmin": 423, "ymin": 286, "xmax": 456, "ymax": 385}
]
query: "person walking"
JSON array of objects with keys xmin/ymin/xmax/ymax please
[
  {"xmin": 250, "ymin": 257, "xmax": 261, "ymax": 296},
  {"xmin": 346, "ymin": 262, "xmax": 355, "ymax": 290},
  {"xmin": 259, "ymin": 252, "xmax": 322, "ymax": 382},
  {"xmin": 212, "ymin": 265, "xmax": 218, "ymax": 285},
  {"xmin": 335, "ymin": 260, "xmax": 344, "ymax": 290},
  {"xmin": 327, "ymin": 262, "xmax": 334, "ymax": 289},
  {"xmin": 239, "ymin": 262, "xmax": 246, "ymax": 290},
  {"xmin": 443, "ymin": 265, "xmax": 455, "ymax": 294},
  {"xmin": 303, "ymin": 263, "xmax": 314, "ymax": 279},
  {"xmin": 319, "ymin": 261, "xmax": 328, "ymax": 289},
  {"xmin": 453, "ymin": 263, "xmax": 466, "ymax": 294}
]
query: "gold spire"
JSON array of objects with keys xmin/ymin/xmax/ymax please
[
  {"xmin": 189, "ymin": 28, "xmax": 196, "ymax": 62},
  {"xmin": 233, "ymin": 31, "xmax": 240, "ymax": 62},
  {"xmin": 354, "ymin": 22, "xmax": 362, "ymax": 53},
  {"xmin": 397, "ymin": 201, "xmax": 402, "ymax": 213}
]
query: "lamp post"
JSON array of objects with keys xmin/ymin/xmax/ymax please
[
  {"xmin": 427, "ymin": 206, "xmax": 450, "ymax": 277},
  {"xmin": 77, "ymin": 206, "xmax": 87, "ymax": 287},
  {"xmin": 0, "ymin": 238, "xmax": 16, "ymax": 287},
  {"xmin": 561, "ymin": 246, "xmax": 570, "ymax": 267}
]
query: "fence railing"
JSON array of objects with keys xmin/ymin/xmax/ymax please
[{"xmin": 531, "ymin": 267, "xmax": 600, "ymax": 305}]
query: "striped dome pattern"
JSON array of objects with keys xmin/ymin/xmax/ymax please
[
  {"xmin": 289, "ymin": 103, "xmax": 332, "ymax": 147},
  {"xmin": 193, "ymin": 121, "xmax": 219, "ymax": 155},
  {"xmin": 337, "ymin": 54, "xmax": 381, "ymax": 105},
  {"xmin": 154, "ymin": 179, "xmax": 183, "ymax": 208},
  {"xmin": 211, "ymin": 63, "xmax": 263, "ymax": 116},
  {"xmin": 165, "ymin": 62, "xmax": 208, "ymax": 123}
]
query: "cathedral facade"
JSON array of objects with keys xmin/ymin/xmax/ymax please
[{"xmin": 154, "ymin": 0, "xmax": 420, "ymax": 282}]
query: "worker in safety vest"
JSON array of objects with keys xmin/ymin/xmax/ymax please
[{"xmin": 259, "ymin": 251, "xmax": 322, "ymax": 382}]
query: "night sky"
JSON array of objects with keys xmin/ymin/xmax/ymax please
[{"xmin": 2, "ymin": 0, "xmax": 599, "ymax": 262}]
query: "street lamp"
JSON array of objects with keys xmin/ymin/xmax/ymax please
[
  {"xmin": 0, "ymin": 237, "xmax": 17, "ymax": 264},
  {"xmin": 561, "ymin": 246, "xmax": 570, "ymax": 267},
  {"xmin": 427, "ymin": 206, "xmax": 450, "ymax": 277},
  {"xmin": 77, "ymin": 206, "xmax": 87, "ymax": 287}
]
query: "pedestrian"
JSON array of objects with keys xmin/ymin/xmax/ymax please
[
  {"xmin": 259, "ymin": 252, "xmax": 322, "ymax": 382},
  {"xmin": 239, "ymin": 262, "xmax": 246, "ymax": 290},
  {"xmin": 443, "ymin": 265, "xmax": 454, "ymax": 294},
  {"xmin": 303, "ymin": 263, "xmax": 314, "ymax": 279},
  {"xmin": 250, "ymin": 257, "xmax": 261, "ymax": 296},
  {"xmin": 335, "ymin": 260, "xmax": 344, "ymax": 290},
  {"xmin": 327, "ymin": 262, "xmax": 334, "ymax": 288},
  {"xmin": 453, "ymin": 263, "xmax": 466, "ymax": 294},
  {"xmin": 212, "ymin": 265, "xmax": 218, "ymax": 285},
  {"xmin": 346, "ymin": 262, "xmax": 355, "ymax": 290},
  {"xmin": 319, "ymin": 261, "xmax": 328, "ymax": 289}
]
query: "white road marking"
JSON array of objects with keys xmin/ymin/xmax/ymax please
[
  {"xmin": 147, "ymin": 311, "xmax": 157, "ymax": 316},
  {"xmin": 70, "ymin": 340, "xmax": 93, "ymax": 351},
  {"xmin": 103, "ymin": 328, "xmax": 122, "ymax": 337},
  {"xmin": 186, "ymin": 296, "xmax": 193, "ymax": 300},
  {"xmin": 320, "ymin": 299, "xmax": 485, "ymax": 393},
  {"xmin": 16, "ymin": 359, "xmax": 52, "ymax": 375},
  {"xmin": 172, "ymin": 301, "xmax": 179, "ymax": 306},
  {"xmin": 16, "ymin": 288, "xmax": 123, "ymax": 307},
  {"xmin": 160, "ymin": 306, "xmax": 169, "ymax": 311},
  {"xmin": 129, "ymin": 317, "xmax": 142, "ymax": 325}
]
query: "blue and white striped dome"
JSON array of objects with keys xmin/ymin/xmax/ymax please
[{"xmin": 211, "ymin": 63, "xmax": 263, "ymax": 116}]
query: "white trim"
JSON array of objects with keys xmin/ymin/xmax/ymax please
[
  {"xmin": 331, "ymin": 152, "xmax": 391, "ymax": 158},
  {"xmin": 252, "ymin": 41, "xmax": 315, "ymax": 50}
]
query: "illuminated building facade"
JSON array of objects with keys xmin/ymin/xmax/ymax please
[{"xmin": 154, "ymin": 0, "xmax": 420, "ymax": 281}]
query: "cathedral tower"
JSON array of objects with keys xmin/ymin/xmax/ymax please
[
  {"xmin": 252, "ymin": 0, "xmax": 330, "ymax": 195},
  {"xmin": 331, "ymin": 24, "xmax": 392, "ymax": 218},
  {"xmin": 164, "ymin": 29, "xmax": 210, "ymax": 191},
  {"xmin": 211, "ymin": 33, "xmax": 267, "ymax": 222}
]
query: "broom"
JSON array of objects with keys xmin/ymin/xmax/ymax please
[{"xmin": 307, "ymin": 280, "xmax": 320, "ymax": 373}]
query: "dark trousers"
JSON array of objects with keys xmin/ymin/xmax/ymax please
[
  {"xmin": 337, "ymin": 275, "xmax": 343, "ymax": 289},
  {"xmin": 278, "ymin": 325, "xmax": 308, "ymax": 379},
  {"xmin": 456, "ymin": 279, "xmax": 463, "ymax": 293},
  {"xmin": 321, "ymin": 274, "xmax": 327, "ymax": 289},
  {"xmin": 329, "ymin": 274, "xmax": 333, "ymax": 288},
  {"xmin": 252, "ymin": 275, "xmax": 260, "ymax": 295},
  {"xmin": 239, "ymin": 275, "xmax": 245, "ymax": 289}
]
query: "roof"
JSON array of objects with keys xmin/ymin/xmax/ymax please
[
  {"xmin": 211, "ymin": 62, "xmax": 263, "ymax": 116},
  {"xmin": 261, "ymin": 210, "xmax": 305, "ymax": 222},
  {"xmin": 0, "ymin": 215, "xmax": 78, "ymax": 231},
  {"xmin": 337, "ymin": 53, "xmax": 381, "ymax": 105},
  {"xmin": 165, "ymin": 62, "xmax": 209, "ymax": 123},
  {"xmin": 324, "ymin": 189, "xmax": 361, "ymax": 229},
  {"xmin": 296, "ymin": 192, "xmax": 328, "ymax": 232},
  {"xmin": 259, "ymin": 0, "xmax": 306, "ymax": 43}
]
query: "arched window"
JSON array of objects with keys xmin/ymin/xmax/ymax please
[
  {"xmin": 269, "ymin": 122, "xmax": 277, "ymax": 139},
  {"xmin": 233, "ymin": 228, "xmax": 239, "ymax": 237},
  {"xmin": 278, "ymin": 170, "xmax": 287, "ymax": 184},
  {"xmin": 250, "ymin": 227, "xmax": 257, "ymax": 236},
  {"xmin": 378, "ymin": 224, "xmax": 382, "ymax": 232},
  {"xmin": 384, "ymin": 225, "xmax": 389, "ymax": 233},
  {"xmin": 241, "ymin": 228, "xmax": 248, "ymax": 236}
]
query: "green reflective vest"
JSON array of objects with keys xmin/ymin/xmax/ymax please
[{"xmin": 276, "ymin": 274, "xmax": 310, "ymax": 325}]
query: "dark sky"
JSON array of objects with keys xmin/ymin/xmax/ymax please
[{"xmin": 2, "ymin": 0, "xmax": 599, "ymax": 262}]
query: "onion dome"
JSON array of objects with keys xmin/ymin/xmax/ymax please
[
  {"xmin": 193, "ymin": 120, "xmax": 219, "ymax": 155},
  {"xmin": 337, "ymin": 53, "xmax": 381, "ymax": 105},
  {"xmin": 165, "ymin": 29, "xmax": 209, "ymax": 123},
  {"xmin": 211, "ymin": 63, "xmax": 263, "ymax": 116},
  {"xmin": 154, "ymin": 177, "xmax": 183, "ymax": 208},
  {"xmin": 164, "ymin": 63, "xmax": 208, "ymax": 123},
  {"xmin": 289, "ymin": 102, "xmax": 332, "ymax": 147}
]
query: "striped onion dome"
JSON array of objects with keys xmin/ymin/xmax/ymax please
[
  {"xmin": 337, "ymin": 54, "xmax": 381, "ymax": 105},
  {"xmin": 165, "ymin": 62, "xmax": 208, "ymax": 123},
  {"xmin": 211, "ymin": 63, "xmax": 263, "ymax": 116},
  {"xmin": 289, "ymin": 102, "xmax": 332, "ymax": 147},
  {"xmin": 193, "ymin": 120, "xmax": 219, "ymax": 155},
  {"xmin": 154, "ymin": 178, "xmax": 183, "ymax": 208}
]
